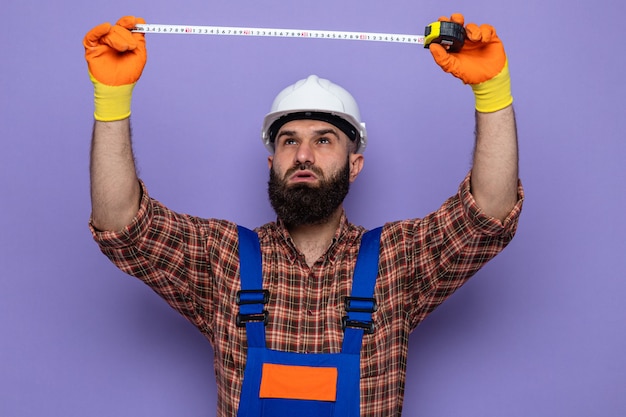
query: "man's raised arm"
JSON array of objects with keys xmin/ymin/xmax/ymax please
[
  {"xmin": 429, "ymin": 13, "xmax": 519, "ymax": 221},
  {"xmin": 83, "ymin": 16, "xmax": 147, "ymax": 231}
]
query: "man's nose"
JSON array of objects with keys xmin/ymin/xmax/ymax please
[{"xmin": 295, "ymin": 141, "xmax": 314, "ymax": 165}]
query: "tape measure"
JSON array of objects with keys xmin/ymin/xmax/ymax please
[
  {"xmin": 423, "ymin": 21, "xmax": 466, "ymax": 52},
  {"xmin": 132, "ymin": 21, "xmax": 465, "ymax": 51}
]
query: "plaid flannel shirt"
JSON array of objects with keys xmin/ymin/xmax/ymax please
[{"xmin": 91, "ymin": 173, "xmax": 523, "ymax": 417}]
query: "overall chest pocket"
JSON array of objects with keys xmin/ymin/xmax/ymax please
[{"xmin": 239, "ymin": 347, "xmax": 361, "ymax": 417}]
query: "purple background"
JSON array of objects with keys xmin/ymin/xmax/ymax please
[{"xmin": 2, "ymin": 0, "xmax": 625, "ymax": 416}]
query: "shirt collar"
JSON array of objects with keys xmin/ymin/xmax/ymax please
[{"xmin": 275, "ymin": 210, "xmax": 352, "ymax": 264}]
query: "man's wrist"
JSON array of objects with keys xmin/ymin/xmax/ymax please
[
  {"xmin": 471, "ymin": 60, "xmax": 513, "ymax": 113},
  {"xmin": 90, "ymin": 72, "xmax": 135, "ymax": 121}
]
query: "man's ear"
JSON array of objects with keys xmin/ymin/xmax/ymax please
[
  {"xmin": 267, "ymin": 155, "xmax": 273, "ymax": 170},
  {"xmin": 349, "ymin": 153, "xmax": 364, "ymax": 183}
]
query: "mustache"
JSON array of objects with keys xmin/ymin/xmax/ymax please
[{"xmin": 283, "ymin": 162, "xmax": 324, "ymax": 179}]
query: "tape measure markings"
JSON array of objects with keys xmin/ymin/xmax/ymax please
[{"xmin": 133, "ymin": 24, "xmax": 426, "ymax": 45}]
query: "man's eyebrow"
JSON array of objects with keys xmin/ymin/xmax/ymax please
[
  {"xmin": 275, "ymin": 130, "xmax": 296, "ymax": 141},
  {"xmin": 313, "ymin": 128, "xmax": 340, "ymax": 138}
]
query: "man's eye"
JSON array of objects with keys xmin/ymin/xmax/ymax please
[{"xmin": 318, "ymin": 137, "xmax": 331, "ymax": 144}]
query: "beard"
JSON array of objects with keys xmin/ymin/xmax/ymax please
[{"xmin": 268, "ymin": 159, "xmax": 351, "ymax": 227}]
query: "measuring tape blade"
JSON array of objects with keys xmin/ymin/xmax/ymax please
[{"xmin": 132, "ymin": 23, "xmax": 426, "ymax": 45}]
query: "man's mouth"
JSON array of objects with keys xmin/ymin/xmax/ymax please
[{"xmin": 289, "ymin": 170, "xmax": 318, "ymax": 183}]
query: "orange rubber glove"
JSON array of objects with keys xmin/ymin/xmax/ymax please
[
  {"xmin": 83, "ymin": 16, "xmax": 147, "ymax": 121},
  {"xmin": 429, "ymin": 14, "xmax": 512, "ymax": 113}
]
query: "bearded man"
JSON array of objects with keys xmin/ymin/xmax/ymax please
[{"xmin": 85, "ymin": 13, "xmax": 523, "ymax": 417}]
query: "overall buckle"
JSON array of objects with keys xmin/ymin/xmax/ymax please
[
  {"xmin": 341, "ymin": 316, "xmax": 375, "ymax": 334},
  {"xmin": 236, "ymin": 289, "xmax": 270, "ymax": 327},
  {"xmin": 342, "ymin": 296, "xmax": 377, "ymax": 334},
  {"xmin": 343, "ymin": 296, "xmax": 377, "ymax": 313},
  {"xmin": 237, "ymin": 289, "xmax": 270, "ymax": 305},
  {"xmin": 236, "ymin": 310, "xmax": 269, "ymax": 327}
]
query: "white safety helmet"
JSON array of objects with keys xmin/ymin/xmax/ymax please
[{"xmin": 261, "ymin": 75, "xmax": 367, "ymax": 153}]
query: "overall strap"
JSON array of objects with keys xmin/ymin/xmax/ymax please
[
  {"xmin": 236, "ymin": 225, "xmax": 383, "ymax": 352},
  {"xmin": 342, "ymin": 227, "xmax": 383, "ymax": 354},
  {"xmin": 236, "ymin": 226, "xmax": 268, "ymax": 348}
]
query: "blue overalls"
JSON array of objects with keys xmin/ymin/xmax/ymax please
[{"xmin": 235, "ymin": 226, "xmax": 382, "ymax": 417}]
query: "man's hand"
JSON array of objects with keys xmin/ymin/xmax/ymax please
[
  {"xmin": 83, "ymin": 16, "xmax": 147, "ymax": 121},
  {"xmin": 429, "ymin": 13, "xmax": 512, "ymax": 113}
]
